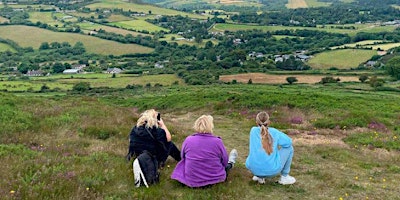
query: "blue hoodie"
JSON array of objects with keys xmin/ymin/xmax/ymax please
[{"xmin": 245, "ymin": 127, "xmax": 292, "ymax": 177}]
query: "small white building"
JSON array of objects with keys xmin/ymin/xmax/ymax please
[{"xmin": 63, "ymin": 69, "xmax": 82, "ymax": 74}]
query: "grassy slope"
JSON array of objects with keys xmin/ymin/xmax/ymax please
[
  {"xmin": 0, "ymin": 43, "xmax": 16, "ymax": 52},
  {"xmin": 213, "ymin": 23, "xmax": 398, "ymax": 36},
  {"xmin": 108, "ymin": 20, "xmax": 169, "ymax": 33},
  {"xmin": 85, "ymin": 0, "xmax": 208, "ymax": 19},
  {"xmin": 0, "ymin": 25, "xmax": 154, "ymax": 55},
  {"xmin": 0, "ymin": 84, "xmax": 399, "ymax": 199},
  {"xmin": 308, "ymin": 49, "xmax": 377, "ymax": 69}
]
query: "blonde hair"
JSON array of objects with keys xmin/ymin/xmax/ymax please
[
  {"xmin": 256, "ymin": 112, "xmax": 273, "ymax": 155},
  {"xmin": 193, "ymin": 115, "xmax": 214, "ymax": 134},
  {"xmin": 137, "ymin": 109, "xmax": 158, "ymax": 128}
]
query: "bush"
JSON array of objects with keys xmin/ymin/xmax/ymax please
[
  {"xmin": 359, "ymin": 75, "xmax": 368, "ymax": 83},
  {"xmin": 320, "ymin": 76, "xmax": 340, "ymax": 84},
  {"xmin": 286, "ymin": 77, "xmax": 298, "ymax": 84},
  {"xmin": 72, "ymin": 82, "xmax": 91, "ymax": 92}
]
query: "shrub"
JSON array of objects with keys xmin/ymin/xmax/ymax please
[
  {"xmin": 320, "ymin": 76, "xmax": 339, "ymax": 84},
  {"xmin": 286, "ymin": 77, "xmax": 298, "ymax": 84},
  {"xmin": 359, "ymin": 75, "xmax": 368, "ymax": 83},
  {"xmin": 72, "ymin": 82, "xmax": 91, "ymax": 92}
]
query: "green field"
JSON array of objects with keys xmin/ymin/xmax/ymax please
[
  {"xmin": 308, "ymin": 49, "xmax": 377, "ymax": 69},
  {"xmin": 366, "ymin": 43, "xmax": 400, "ymax": 51},
  {"xmin": 77, "ymin": 22, "xmax": 148, "ymax": 37},
  {"xmin": 0, "ymin": 74, "xmax": 183, "ymax": 92},
  {"xmin": 28, "ymin": 12, "xmax": 64, "ymax": 27},
  {"xmin": 108, "ymin": 20, "xmax": 169, "ymax": 33},
  {"xmin": 213, "ymin": 23, "xmax": 398, "ymax": 36},
  {"xmin": 85, "ymin": 0, "xmax": 208, "ymax": 19},
  {"xmin": 0, "ymin": 82, "xmax": 399, "ymax": 199},
  {"xmin": 0, "ymin": 25, "xmax": 154, "ymax": 55},
  {"xmin": 305, "ymin": 0, "xmax": 331, "ymax": 7},
  {"xmin": 0, "ymin": 43, "xmax": 16, "ymax": 52}
]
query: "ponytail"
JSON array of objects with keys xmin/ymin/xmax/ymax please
[
  {"xmin": 261, "ymin": 125, "xmax": 273, "ymax": 155},
  {"xmin": 256, "ymin": 112, "xmax": 273, "ymax": 155}
]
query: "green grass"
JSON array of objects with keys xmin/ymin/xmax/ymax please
[
  {"xmin": 0, "ymin": 82, "xmax": 399, "ymax": 199},
  {"xmin": 108, "ymin": 20, "xmax": 169, "ymax": 33},
  {"xmin": 76, "ymin": 22, "xmax": 148, "ymax": 37},
  {"xmin": 308, "ymin": 49, "xmax": 377, "ymax": 69},
  {"xmin": 0, "ymin": 42, "xmax": 16, "ymax": 52},
  {"xmin": 305, "ymin": 0, "xmax": 331, "ymax": 7},
  {"xmin": 213, "ymin": 23, "xmax": 398, "ymax": 36},
  {"xmin": 0, "ymin": 74, "xmax": 183, "ymax": 92},
  {"xmin": 0, "ymin": 25, "xmax": 154, "ymax": 55},
  {"xmin": 85, "ymin": 0, "xmax": 208, "ymax": 19}
]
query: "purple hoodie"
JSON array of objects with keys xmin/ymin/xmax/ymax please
[{"xmin": 171, "ymin": 133, "xmax": 228, "ymax": 187}]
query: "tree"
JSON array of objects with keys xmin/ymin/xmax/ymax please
[
  {"xmin": 72, "ymin": 82, "xmax": 91, "ymax": 92},
  {"xmin": 359, "ymin": 75, "xmax": 368, "ymax": 83},
  {"xmin": 286, "ymin": 77, "xmax": 298, "ymax": 84},
  {"xmin": 385, "ymin": 56, "xmax": 400, "ymax": 80},
  {"xmin": 39, "ymin": 42, "xmax": 50, "ymax": 50},
  {"xmin": 52, "ymin": 62, "xmax": 65, "ymax": 73}
]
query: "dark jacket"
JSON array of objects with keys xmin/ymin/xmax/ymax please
[{"xmin": 127, "ymin": 125, "xmax": 168, "ymax": 164}]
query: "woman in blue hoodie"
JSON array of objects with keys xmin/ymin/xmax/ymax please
[{"xmin": 245, "ymin": 111, "xmax": 296, "ymax": 185}]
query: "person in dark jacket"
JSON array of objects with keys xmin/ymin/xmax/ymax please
[{"xmin": 126, "ymin": 109, "xmax": 181, "ymax": 168}]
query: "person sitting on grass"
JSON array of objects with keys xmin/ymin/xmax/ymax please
[
  {"xmin": 171, "ymin": 115, "xmax": 238, "ymax": 188},
  {"xmin": 126, "ymin": 109, "xmax": 181, "ymax": 167},
  {"xmin": 245, "ymin": 111, "xmax": 296, "ymax": 185}
]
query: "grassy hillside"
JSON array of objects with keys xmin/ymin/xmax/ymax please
[
  {"xmin": 85, "ymin": 0, "xmax": 208, "ymax": 19},
  {"xmin": 0, "ymin": 42, "xmax": 16, "ymax": 52},
  {"xmin": 213, "ymin": 23, "xmax": 398, "ymax": 36},
  {"xmin": 0, "ymin": 83, "xmax": 399, "ymax": 199},
  {"xmin": 0, "ymin": 25, "xmax": 154, "ymax": 55},
  {"xmin": 308, "ymin": 49, "xmax": 377, "ymax": 69},
  {"xmin": 108, "ymin": 20, "xmax": 169, "ymax": 33}
]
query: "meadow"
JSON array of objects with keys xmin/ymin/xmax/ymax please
[
  {"xmin": 212, "ymin": 23, "xmax": 398, "ymax": 36},
  {"xmin": 219, "ymin": 73, "xmax": 361, "ymax": 84},
  {"xmin": 0, "ymin": 74, "xmax": 183, "ymax": 92},
  {"xmin": 77, "ymin": 22, "xmax": 148, "ymax": 37},
  {"xmin": 0, "ymin": 82, "xmax": 399, "ymax": 199},
  {"xmin": 0, "ymin": 25, "xmax": 154, "ymax": 55},
  {"xmin": 108, "ymin": 20, "xmax": 169, "ymax": 33},
  {"xmin": 307, "ymin": 49, "xmax": 377, "ymax": 69},
  {"xmin": 85, "ymin": 0, "xmax": 208, "ymax": 19},
  {"xmin": 0, "ymin": 42, "xmax": 16, "ymax": 52}
]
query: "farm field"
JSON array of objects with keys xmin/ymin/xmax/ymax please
[
  {"xmin": 0, "ymin": 74, "xmax": 183, "ymax": 92},
  {"xmin": 308, "ymin": 49, "xmax": 377, "ymax": 69},
  {"xmin": 212, "ymin": 23, "xmax": 398, "ymax": 36},
  {"xmin": 77, "ymin": 22, "xmax": 148, "ymax": 37},
  {"xmin": 108, "ymin": 20, "xmax": 169, "ymax": 33},
  {"xmin": 286, "ymin": 0, "xmax": 308, "ymax": 9},
  {"xmin": 0, "ymin": 25, "xmax": 154, "ymax": 55},
  {"xmin": 28, "ymin": 12, "xmax": 65, "ymax": 27},
  {"xmin": 0, "ymin": 16, "xmax": 9, "ymax": 23},
  {"xmin": 219, "ymin": 73, "xmax": 361, "ymax": 84},
  {"xmin": 332, "ymin": 40, "xmax": 384, "ymax": 49},
  {"xmin": 85, "ymin": 0, "xmax": 208, "ymax": 19},
  {"xmin": 365, "ymin": 43, "xmax": 400, "ymax": 51},
  {"xmin": 0, "ymin": 83, "xmax": 399, "ymax": 199},
  {"xmin": 0, "ymin": 43, "xmax": 16, "ymax": 52}
]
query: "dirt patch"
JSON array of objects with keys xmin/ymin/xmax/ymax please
[{"xmin": 219, "ymin": 73, "xmax": 360, "ymax": 84}]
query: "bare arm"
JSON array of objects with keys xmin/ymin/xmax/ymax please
[{"xmin": 158, "ymin": 119, "xmax": 172, "ymax": 142}]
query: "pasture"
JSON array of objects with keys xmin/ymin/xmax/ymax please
[
  {"xmin": 307, "ymin": 49, "xmax": 377, "ymax": 69},
  {"xmin": 0, "ymin": 16, "xmax": 9, "ymax": 23},
  {"xmin": 212, "ymin": 23, "xmax": 398, "ymax": 36},
  {"xmin": 0, "ymin": 83, "xmax": 399, "ymax": 199},
  {"xmin": 85, "ymin": 0, "xmax": 208, "ymax": 19},
  {"xmin": 0, "ymin": 74, "xmax": 183, "ymax": 92},
  {"xmin": 108, "ymin": 20, "xmax": 169, "ymax": 33},
  {"xmin": 332, "ymin": 40, "xmax": 384, "ymax": 49},
  {"xmin": 0, "ymin": 43, "xmax": 16, "ymax": 52},
  {"xmin": 219, "ymin": 73, "xmax": 361, "ymax": 84},
  {"xmin": 28, "ymin": 12, "xmax": 64, "ymax": 27},
  {"xmin": 0, "ymin": 25, "xmax": 154, "ymax": 55},
  {"xmin": 286, "ymin": 0, "xmax": 308, "ymax": 9},
  {"xmin": 77, "ymin": 22, "xmax": 148, "ymax": 37}
]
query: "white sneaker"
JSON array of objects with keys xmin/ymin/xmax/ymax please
[
  {"xmin": 252, "ymin": 176, "xmax": 265, "ymax": 184},
  {"xmin": 228, "ymin": 149, "xmax": 238, "ymax": 164},
  {"xmin": 278, "ymin": 175, "xmax": 296, "ymax": 185}
]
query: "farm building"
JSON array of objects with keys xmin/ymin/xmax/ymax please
[
  {"xmin": 63, "ymin": 69, "xmax": 82, "ymax": 74},
  {"xmin": 106, "ymin": 68, "xmax": 122, "ymax": 74}
]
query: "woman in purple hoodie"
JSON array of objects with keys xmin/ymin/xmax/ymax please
[{"xmin": 171, "ymin": 115, "xmax": 237, "ymax": 188}]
